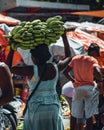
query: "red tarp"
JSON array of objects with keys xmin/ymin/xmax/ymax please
[
  {"xmin": 70, "ymin": 10, "xmax": 104, "ymax": 18},
  {"xmin": 0, "ymin": 14, "xmax": 19, "ymax": 25},
  {"xmin": 66, "ymin": 29, "xmax": 104, "ymax": 68},
  {"xmin": 0, "ymin": 29, "xmax": 22, "ymax": 65},
  {"xmin": 66, "ymin": 29, "xmax": 104, "ymax": 52}
]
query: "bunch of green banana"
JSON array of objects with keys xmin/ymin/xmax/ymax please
[{"xmin": 3, "ymin": 15, "xmax": 65, "ymax": 50}]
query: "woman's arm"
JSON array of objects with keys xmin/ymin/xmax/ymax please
[
  {"xmin": 5, "ymin": 49, "xmax": 14, "ymax": 68},
  {"xmin": 58, "ymin": 30, "xmax": 72, "ymax": 71},
  {"xmin": 0, "ymin": 64, "xmax": 14, "ymax": 106},
  {"xmin": 11, "ymin": 65, "xmax": 34, "ymax": 77},
  {"xmin": 61, "ymin": 30, "xmax": 71, "ymax": 57},
  {"xmin": 6, "ymin": 47, "xmax": 34, "ymax": 77}
]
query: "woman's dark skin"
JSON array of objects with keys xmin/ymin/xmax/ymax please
[{"xmin": 0, "ymin": 63, "xmax": 14, "ymax": 106}]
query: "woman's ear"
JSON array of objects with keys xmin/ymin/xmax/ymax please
[
  {"xmin": 31, "ymin": 56, "xmax": 35, "ymax": 63},
  {"xmin": 32, "ymin": 56, "xmax": 40, "ymax": 65}
]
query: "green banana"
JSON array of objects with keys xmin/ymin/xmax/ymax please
[
  {"xmin": 11, "ymin": 26, "xmax": 22, "ymax": 36},
  {"xmin": 47, "ymin": 21, "xmax": 64, "ymax": 27},
  {"xmin": 31, "ymin": 19, "xmax": 41, "ymax": 25},
  {"xmin": 3, "ymin": 35, "xmax": 11, "ymax": 38},
  {"xmin": 7, "ymin": 15, "xmax": 64, "ymax": 50},
  {"xmin": 46, "ymin": 33, "xmax": 57, "ymax": 37},
  {"xmin": 19, "ymin": 21, "xmax": 26, "ymax": 27},
  {"xmin": 54, "ymin": 15, "xmax": 62, "ymax": 20},
  {"xmin": 46, "ymin": 17, "xmax": 58, "ymax": 24}
]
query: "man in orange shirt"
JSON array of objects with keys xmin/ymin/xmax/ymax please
[
  {"xmin": 63, "ymin": 43, "xmax": 104, "ymax": 130},
  {"xmin": 88, "ymin": 43, "xmax": 104, "ymax": 69}
]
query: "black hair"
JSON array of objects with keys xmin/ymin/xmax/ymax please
[
  {"xmin": 30, "ymin": 44, "xmax": 51, "ymax": 64},
  {"xmin": 88, "ymin": 43, "xmax": 100, "ymax": 56}
]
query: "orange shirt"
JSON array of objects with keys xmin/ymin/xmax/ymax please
[{"xmin": 69, "ymin": 55, "xmax": 99, "ymax": 88}]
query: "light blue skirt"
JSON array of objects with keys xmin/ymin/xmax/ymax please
[{"xmin": 23, "ymin": 104, "xmax": 64, "ymax": 130}]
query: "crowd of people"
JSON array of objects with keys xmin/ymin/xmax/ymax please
[
  {"xmin": 0, "ymin": 26, "xmax": 104, "ymax": 130},
  {"xmin": 63, "ymin": 43, "xmax": 104, "ymax": 130}
]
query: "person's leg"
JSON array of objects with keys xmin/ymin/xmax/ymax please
[
  {"xmin": 75, "ymin": 123, "xmax": 85, "ymax": 130},
  {"xmin": 70, "ymin": 115, "xmax": 86, "ymax": 130},
  {"xmin": 84, "ymin": 85, "xmax": 99, "ymax": 130},
  {"xmin": 86, "ymin": 117, "xmax": 93, "ymax": 130},
  {"xmin": 70, "ymin": 87, "xmax": 84, "ymax": 130},
  {"xmin": 70, "ymin": 115, "xmax": 76, "ymax": 130},
  {"xmin": 75, "ymin": 118, "xmax": 85, "ymax": 130}
]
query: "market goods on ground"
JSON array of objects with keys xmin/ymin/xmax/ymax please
[{"xmin": 3, "ymin": 15, "xmax": 65, "ymax": 50}]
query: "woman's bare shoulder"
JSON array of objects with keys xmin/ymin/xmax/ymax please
[
  {"xmin": 45, "ymin": 63, "xmax": 56, "ymax": 80},
  {"xmin": 0, "ymin": 63, "xmax": 11, "ymax": 85},
  {"xmin": 39, "ymin": 63, "xmax": 56, "ymax": 80},
  {"xmin": 0, "ymin": 62, "xmax": 8, "ymax": 71}
]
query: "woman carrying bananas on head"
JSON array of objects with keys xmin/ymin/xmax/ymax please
[{"xmin": 6, "ymin": 27, "xmax": 72, "ymax": 130}]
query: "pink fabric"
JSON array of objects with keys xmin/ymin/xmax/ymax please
[{"xmin": 69, "ymin": 55, "xmax": 99, "ymax": 88}]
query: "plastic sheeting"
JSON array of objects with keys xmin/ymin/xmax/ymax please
[
  {"xmin": 0, "ymin": 24, "xmax": 22, "ymax": 65},
  {"xmin": 67, "ymin": 29, "xmax": 104, "ymax": 52},
  {"xmin": 0, "ymin": 14, "xmax": 20, "ymax": 25}
]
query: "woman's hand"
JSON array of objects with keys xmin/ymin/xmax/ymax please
[
  {"xmin": 63, "ymin": 25, "xmax": 77, "ymax": 32},
  {"xmin": 8, "ymin": 38, "xmax": 19, "ymax": 51}
]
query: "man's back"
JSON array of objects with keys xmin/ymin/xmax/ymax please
[{"xmin": 69, "ymin": 55, "xmax": 99, "ymax": 87}]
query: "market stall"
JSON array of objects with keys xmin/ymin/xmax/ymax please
[{"xmin": 2, "ymin": 16, "xmax": 104, "ymax": 130}]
